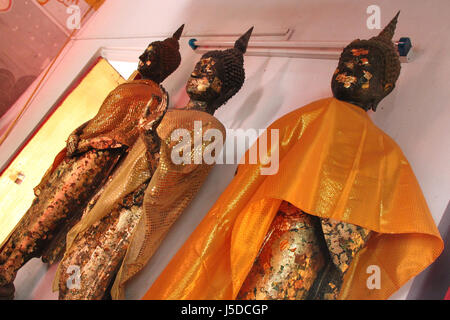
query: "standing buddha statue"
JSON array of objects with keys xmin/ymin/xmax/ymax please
[
  {"xmin": 0, "ymin": 25, "xmax": 184, "ymax": 300},
  {"xmin": 238, "ymin": 13, "xmax": 403, "ymax": 300},
  {"xmin": 144, "ymin": 13, "xmax": 443, "ymax": 300},
  {"xmin": 56, "ymin": 27, "xmax": 253, "ymax": 300}
]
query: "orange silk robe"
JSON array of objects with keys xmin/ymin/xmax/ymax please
[{"xmin": 144, "ymin": 97, "xmax": 443, "ymax": 300}]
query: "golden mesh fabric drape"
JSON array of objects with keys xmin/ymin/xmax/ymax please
[
  {"xmin": 54, "ymin": 109, "xmax": 226, "ymax": 299},
  {"xmin": 78, "ymin": 79, "xmax": 164, "ymax": 149},
  {"xmin": 144, "ymin": 97, "xmax": 443, "ymax": 300},
  {"xmin": 112, "ymin": 110, "xmax": 226, "ymax": 299},
  {"xmin": 0, "ymin": 58, "xmax": 124, "ymax": 248}
]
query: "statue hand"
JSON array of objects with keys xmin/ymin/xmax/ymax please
[
  {"xmin": 138, "ymin": 90, "xmax": 168, "ymax": 158},
  {"xmin": 66, "ymin": 132, "xmax": 80, "ymax": 157},
  {"xmin": 66, "ymin": 121, "xmax": 90, "ymax": 157},
  {"xmin": 77, "ymin": 136, "xmax": 122, "ymax": 153},
  {"xmin": 138, "ymin": 91, "xmax": 169, "ymax": 134}
]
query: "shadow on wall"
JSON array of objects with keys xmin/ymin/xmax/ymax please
[
  {"xmin": 228, "ymin": 58, "xmax": 270, "ymax": 129},
  {"xmin": 228, "ymin": 59, "xmax": 290, "ymax": 130}
]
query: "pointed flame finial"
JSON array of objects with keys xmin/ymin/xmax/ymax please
[
  {"xmin": 234, "ymin": 27, "xmax": 254, "ymax": 54},
  {"xmin": 172, "ymin": 24, "xmax": 185, "ymax": 40},
  {"xmin": 375, "ymin": 11, "xmax": 400, "ymax": 44}
]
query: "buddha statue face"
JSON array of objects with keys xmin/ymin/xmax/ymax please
[
  {"xmin": 185, "ymin": 27, "xmax": 251, "ymax": 113},
  {"xmin": 186, "ymin": 56, "xmax": 223, "ymax": 104},
  {"xmin": 138, "ymin": 43, "xmax": 163, "ymax": 81},
  {"xmin": 331, "ymin": 46, "xmax": 392, "ymax": 111}
]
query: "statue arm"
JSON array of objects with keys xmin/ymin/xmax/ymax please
[
  {"xmin": 75, "ymin": 136, "xmax": 123, "ymax": 154},
  {"xmin": 66, "ymin": 84, "xmax": 137, "ymax": 155},
  {"xmin": 34, "ymin": 98, "xmax": 119, "ymax": 197},
  {"xmin": 66, "ymin": 120, "xmax": 90, "ymax": 157}
]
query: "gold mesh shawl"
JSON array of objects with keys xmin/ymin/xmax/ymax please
[
  {"xmin": 34, "ymin": 79, "xmax": 163, "ymax": 210},
  {"xmin": 112, "ymin": 109, "xmax": 226, "ymax": 299},
  {"xmin": 54, "ymin": 109, "xmax": 226, "ymax": 299},
  {"xmin": 79, "ymin": 79, "xmax": 163, "ymax": 149}
]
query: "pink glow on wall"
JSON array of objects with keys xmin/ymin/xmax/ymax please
[{"xmin": 0, "ymin": 0, "xmax": 94, "ymax": 122}]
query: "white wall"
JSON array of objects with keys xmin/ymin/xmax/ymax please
[{"xmin": 3, "ymin": 0, "xmax": 449, "ymax": 300}]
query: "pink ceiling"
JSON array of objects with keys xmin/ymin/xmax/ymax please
[{"xmin": 0, "ymin": 0, "xmax": 97, "ymax": 119}]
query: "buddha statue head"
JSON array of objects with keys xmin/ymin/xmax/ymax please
[
  {"xmin": 331, "ymin": 12, "xmax": 401, "ymax": 111},
  {"xmin": 186, "ymin": 27, "xmax": 253, "ymax": 114},
  {"xmin": 138, "ymin": 24, "xmax": 184, "ymax": 83}
]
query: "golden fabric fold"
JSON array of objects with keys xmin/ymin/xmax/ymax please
[{"xmin": 144, "ymin": 97, "xmax": 443, "ymax": 300}]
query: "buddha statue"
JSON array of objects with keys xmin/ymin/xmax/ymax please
[
  {"xmin": 237, "ymin": 13, "xmax": 402, "ymax": 300},
  {"xmin": 0, "ymin": 25, "xmax": 184, "ymax": 300},
  {"xmin": 144, "ymin": 13, "xmax": 442, "ymax": 300},
  {"xmin": 56, "ymin": 27, "xmax": 253, "ymax": 300}
]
